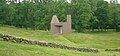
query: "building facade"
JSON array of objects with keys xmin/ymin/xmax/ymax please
[{"xmin": 51, "ymin": 15, "xmax": 71, "ymax": 35}]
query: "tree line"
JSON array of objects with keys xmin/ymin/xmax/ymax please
[{"xmin": 0, "ymin": 0, "xmax": 120, "ymax": 32}]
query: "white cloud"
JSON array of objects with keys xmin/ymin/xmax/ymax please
[
  {"xmin": 104, "ymin": 0, "xmax": 120, "ymax": 3},
  {"xmin": 67, "ymin": 0, "xmax": 71, "ymax": 3},
  {"xmin": 18, "ymin": 0, "xmax": 120, "ymax": 3}
]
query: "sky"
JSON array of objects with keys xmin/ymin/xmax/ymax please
[
  {"xmin": 104, "ymin": 0, "xmax": 120, "ymax": 3},
  {"xmin": 19, "ymin": 0, "xmax": 120, "ymax": 3}
]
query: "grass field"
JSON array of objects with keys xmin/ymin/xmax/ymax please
[
  {"xmin": 64, "ymin": 32, "xmax": 120, "ymax": 49},
  {"xmin": 0, "ymin": 26, "xmax": 120, "ymax": 56}
]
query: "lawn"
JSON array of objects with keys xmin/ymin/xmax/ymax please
[
  {"xmin": 64, "ymin": 32, "xmax": 120, "ymax": 49},
  {"xmin": 0, "ymin": 26, "xmax": 76, "ymax": 46},
  {"xmin": 0, "ymin": 41, "xmax": 120, "ymax": 56},
  {"xmin": 0, "ymin": 26, "xmax": 120, "ymax": 56}
]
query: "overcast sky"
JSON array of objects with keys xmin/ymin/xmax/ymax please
[
  {"xmin": 104, "ymin": 0, "xmax": 120, "ymax": 3},
  {"xmin": 19, "ymin": 0, "xmax": 120, "ymax": 3}
]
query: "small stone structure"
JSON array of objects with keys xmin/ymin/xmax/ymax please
[{"xmin": 51, "ymin": 15, "xmax": 71, "ymax": 35}]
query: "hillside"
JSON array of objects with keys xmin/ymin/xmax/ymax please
[{"xmin": 0, "ymin": 26, "xmax": 120, "ymax": 56}]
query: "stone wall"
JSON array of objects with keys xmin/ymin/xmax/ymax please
[
  {"xmin": 105, "ymin": 48, "xmax": 120, "ymax": 52},
  {"xmin": 0, "ymin": 34, "xmax": 98, "ymax": 52}
]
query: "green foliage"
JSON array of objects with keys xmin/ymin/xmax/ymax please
[
  {"xmin": 0, "ymin": 0, "xmax": 120, "ymax": 32},
  {"xmin": 108, "ymin": 3, "xmax": 120, "ymax": 31},
  {"xmin": 71, "ymin": 0, "xmax": 93, "ymax": 32},
  {"xmin": 95, "ymin": 1, "xmax": 109, "ymax": 31}
]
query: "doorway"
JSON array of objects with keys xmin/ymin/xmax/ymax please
[{"xmin": 58, "ymin": 26, "xmax": 62, "ymax": 34}]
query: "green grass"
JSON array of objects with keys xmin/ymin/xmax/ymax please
[
  {"xmin": 0, "ymin": 26, "xmax": 120, "ymax": 56},
  {"xmin": 0, "ymin": 41, "xmax": 120, "ymax": 56},
  {"xmin": 63, "ymin": 32, "xmax": 120, "ymax": 49},
  {"xmin": 0, "ymin": 26, "xmax": 76, "ymax": 46}
]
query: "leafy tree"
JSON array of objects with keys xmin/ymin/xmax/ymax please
[
  {"xmin": 95, "ymin": 1, "xmax": 109, "ymax": 31},
  {"xmin": 71, "ymin": 0, "xmax": 93, "ymax": 32}
]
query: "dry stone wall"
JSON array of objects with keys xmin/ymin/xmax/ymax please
[
  {"xmin": 105, "ymin": 48, "xmax": 120, "ymax": 52},
  {"xmin": 0, "ymin": 34, "xmax": 99, "ymax": 52}
]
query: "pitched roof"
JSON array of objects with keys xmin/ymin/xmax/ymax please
[{"xmin": 51, "ymin": 15, "xmax": 59, "ymax": 23}]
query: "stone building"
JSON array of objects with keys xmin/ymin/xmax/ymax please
[{"xmin": 51, "ymin": 15, "xmax": 71, "ymax": 35}]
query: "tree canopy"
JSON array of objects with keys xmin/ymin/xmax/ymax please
[{"xmin": 0, "ymin": 0, "xmax": 120, "ymax": 32}]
